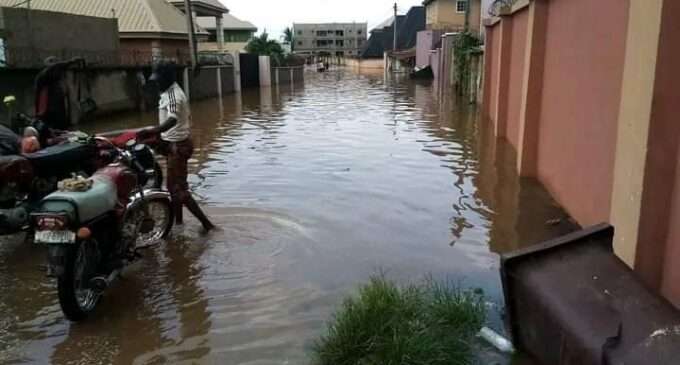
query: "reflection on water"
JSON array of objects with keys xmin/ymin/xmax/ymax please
[{"xmin": 0, "ymin": 69, "xmax": 575, "ymax": 364}]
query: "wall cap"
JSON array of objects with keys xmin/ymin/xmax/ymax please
[{"xmin": 484, "ymin": 0, "xmax": 531, "ymax": 27}]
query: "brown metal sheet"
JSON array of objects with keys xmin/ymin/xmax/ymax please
[{"xmin": 501, "ymin": 224, "xmax": 680, "ymax": 365}]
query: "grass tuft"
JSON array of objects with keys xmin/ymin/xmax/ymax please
[{"xmin": 312, "ymin": 275, "xmax": 486, "ymax": 365}]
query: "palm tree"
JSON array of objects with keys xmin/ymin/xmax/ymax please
[
  {"xmin": 246, "ymin": 32, "xmax": 285, "ymax": 65},
  {"xmin": 283, "ymin": 27, "xmax": 294, "ymax": 52}
]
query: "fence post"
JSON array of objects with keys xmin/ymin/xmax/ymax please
[
  {"xmin": 493, "ymin": 17, "xmax": 513, "ymax": 138},
  {"xmin": 232, "ymin": 51, "xmax": 241, "ymax": 92},
  {"xmin": 217, "ymin": 66, "xmax": 223, "ymax": 98}
]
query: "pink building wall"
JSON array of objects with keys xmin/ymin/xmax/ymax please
[
  {"xmin": 505, "ymin": 8, "xmax": 528, "ymax": 151},
  {"xmin": 484, "ymin": 24, "xmax": 500, "ymax": 124},
  {"xmin": 416, "ymin": 30, "xmax": 444, "ymax": 68},
  {"xmin": 535, "ymin": 0, "xmax": 628, "ymax": 227}
]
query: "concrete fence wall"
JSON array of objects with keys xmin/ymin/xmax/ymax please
[
  {"xmin": 271, "ymin": 66, "xmax": 305, "ymax": 86},
  {"xmin": 483, "ymin": 0, "xmax": 680, "ymax": 307},
  {"xmin": 0, "ymin": 63, "xmax": 244, "ymax": 126},
  {"xmin": 345, "ymin": 57, "xmax": 385, "ymax": 71},
  {"xmin": 483, "ymin": 0, "xmax": 629, "ymax": 227}
]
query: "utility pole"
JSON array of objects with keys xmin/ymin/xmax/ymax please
[
  {"xmin": 183, "ymin": 0, "xmax": 197, "ymax": 68},
  {"xmin": 393, "ymin": 3, "xmax": 398, "ymax": 52}
]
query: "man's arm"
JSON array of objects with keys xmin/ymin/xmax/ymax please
[{"xmin": 153, "ymin": 116, "xmax": 178, "ymax": 134}]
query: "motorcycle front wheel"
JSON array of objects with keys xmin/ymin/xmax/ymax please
[
  {"xmin": 58, "ymin": 239, "xmax": 100, "ymax": 321},
  {"xmin": 136, "ymin": 197, "xmax": 174, "ymax": 248}
]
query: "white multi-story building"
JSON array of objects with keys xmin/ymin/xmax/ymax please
[{"xmin": 293, "ymin": 23, "xmax": 368, "ymax": 57}]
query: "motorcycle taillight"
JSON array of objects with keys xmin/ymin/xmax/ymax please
[{"xmin": 36, "ymin": 215, "xmax": 68, "ymax": 230}]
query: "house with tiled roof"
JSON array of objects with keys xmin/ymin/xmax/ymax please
[
  {"xmin": 0, "ymin": 0, "xmax": 211, "ymax": 64},
  {"xmin": 196, "ymin": 13, "xmax": 257, "ymax": 53}
]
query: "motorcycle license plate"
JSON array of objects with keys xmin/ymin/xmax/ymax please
[{"xmin": 35, "ymin": 231, "xmax": 76, "ymax": 244}]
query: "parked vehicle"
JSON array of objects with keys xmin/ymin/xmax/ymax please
[
  {"xmin": 0, "ymin": 132, "xmax": 98, "ymax": 235},
  {"xmin": 31, "ymin": 138, "xmax": 173, "ymax": 321},
  {"xmin": 0, "ymin": 121, "xmax": 163, "ymax": 236}
]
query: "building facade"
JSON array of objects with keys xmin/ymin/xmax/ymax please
[
  {"xmin": 293, "ymin": 23, "xmax": 368, "ymax": 57},
  {"xmin": 423, "ymin": 0, "xmax": 482, "ymax": 35},
  {"xmin": 197, "ymin": 13, "xmax": 257, "ymax": 54}
]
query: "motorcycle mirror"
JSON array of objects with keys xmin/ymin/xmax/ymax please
[{"xmin": 125, "ymin": 139, "xmax": 137, "ymax": 148}]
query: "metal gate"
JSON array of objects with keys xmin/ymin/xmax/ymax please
[{"xmin": 239, "ymin": 54, "xmax": 260, "ymax": 88}]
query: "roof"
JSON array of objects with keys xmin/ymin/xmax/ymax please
[
  {"xmin": 0, "ymin": 0, "xmax": 205, "ymax": 38},
  {"xmin": 167, "ymin": 0, "xmax": 228, "ymax": 15},
  {"xmin": 197, "ymin": 13, "xmax": 257, "ymax": 31},
  {"xmin": 361, "ymin": 6, "xmax": 425, "ymax": 58}
]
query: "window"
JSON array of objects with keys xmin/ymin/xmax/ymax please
[
  {"xmin": 298, "ymin": 41, "xmax": 303, "ymax": 46},
  {"xmin": 297, "ymin": 30, "xmax": 303, "ymax": 35},
  {"xmin": 357, "ymin": 30, "xmax": 363, "ymax": 35},
  {"xmin": 316, "ymin": 30, "xmax": 328, "ymax": 37},
  {"xmin": 336, "ymin": 30, "xmax": 344, "ymax": 36},
  {"xmin": 456, "ymin": 0, "xmax": 467, "ymax": 13},
  {"xmin": 336, "ymin": 40, "xmax": 344, "ymax": 47}
]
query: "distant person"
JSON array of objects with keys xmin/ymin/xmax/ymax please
[
  {"xmin": 34, "ymin": 56, "xmax": 84, "ymax": 130},
  {"xmin": 139, "ymin": 61, "xmax": 216, "ymax": 232}
]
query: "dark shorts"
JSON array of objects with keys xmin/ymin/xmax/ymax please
[{"xmin": 161, "ymin": 138, "xmax": 194, "ymax": 194}]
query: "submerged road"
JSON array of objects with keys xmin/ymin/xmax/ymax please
[{"xmin": 0, "ymin": 69, "xmax": 573, "ymax": 364}]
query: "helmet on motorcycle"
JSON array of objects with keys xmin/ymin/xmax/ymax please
[{"xmin": 149, "ymin": 61, "xmax": 177, "ymax": 92}]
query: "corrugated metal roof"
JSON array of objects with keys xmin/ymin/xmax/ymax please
[
  {"xmin": 197, "ymin": 13, "xmax": 257, "ymax": 31},
  {"xmin": 167, "ymin": 0, "xmax": 227, "ymax": 13},
  {"xmin": 0, "ymin": 0, "xmax": 198, "ymax": 35}
]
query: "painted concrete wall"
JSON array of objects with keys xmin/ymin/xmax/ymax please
[
  {"xmin": 345, "ymin": 57, "xmax": 385, "ymax": 70},
  {"xmin": 646, "ymin": 0, "xmax": 680, "ymax": 301},
  {"xmin": 0, "ymin": 7, "xmax": 119, "ymax": 68},
  {"xmin": 484, "ymin": 24, "xmax": 499, "ymax": 126},
  {"xmin": 505, "ymin": 8, "xmax": 528, "ymax": 151},
  {"xmin": 416, "ymin": 30, "xmax": 444, "ymax": 68},
  {"xmin": 426, "ymin": 0, "xmax": 482, "ymax": 34},
  {"xmin": 535, "ymin": 0, "xmax": 628, "ymax": 227}
]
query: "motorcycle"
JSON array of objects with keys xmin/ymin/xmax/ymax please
[
  {"xmin": 0, "ymin": 116, "xmax": 164, "ymax": 236},
  {"xmin": 31, "ymin": 138, "xmax": 173, "ymax": 321},
  {"xmin": 0, "ymin": 127, "xmax": 98, "ymax": 235}
]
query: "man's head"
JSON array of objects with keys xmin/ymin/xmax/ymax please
[{"xmin": 149, "ymin": 61, "xmax": 177, "ymax": 92}]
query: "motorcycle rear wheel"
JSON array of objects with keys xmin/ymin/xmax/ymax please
[{"xmin": 58, "ymin": 240, "xmax": 100, "ymax": 321}]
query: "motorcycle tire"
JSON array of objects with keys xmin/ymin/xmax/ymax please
[
  {"xmin": 57, "ymin": 240, "xmax": 100, "ymax": 321},
  {"xmin": 148, "ymin": 197, "xmax": 173, "ymax": 239},
  {"xmin": 136, "ymin": 197, "xmax": 174, "ymax": 247}
]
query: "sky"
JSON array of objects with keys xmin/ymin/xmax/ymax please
[{"xmin": 217, "ymin": 0, "xmax": 425, "ymax": 40}]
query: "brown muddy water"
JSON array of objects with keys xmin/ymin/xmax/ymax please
[{"xmin": 0, "ymin": 69, "xmax": 575, "ymax": 364}]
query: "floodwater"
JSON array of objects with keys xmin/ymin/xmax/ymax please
[{"xmin": 0, "ymin": 69, "xmax": 575, "ymax": 364}]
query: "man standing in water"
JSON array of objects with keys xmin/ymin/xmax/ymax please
[{"xmin": 141, "ymin": 61, "xmax": 215, "ymax": 232}]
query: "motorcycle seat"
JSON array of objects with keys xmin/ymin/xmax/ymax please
[
  {"xmin": 24, "ymin": 142, "xmax": 96, "ymax": 178},
  {"xmin": 43, "ymin": 175, "xmax": 118, "ymax": 223}
]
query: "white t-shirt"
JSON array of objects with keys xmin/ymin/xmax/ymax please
[{"xmin": 159, "ymin": 82, "xmax": 191, "ymax": 142}]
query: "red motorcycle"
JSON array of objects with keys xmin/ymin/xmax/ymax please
[
  {"xmin": 0, "ymin": 125, "xmax": 164, "ymax": 237},
  {"xmin": 31, "ymin": 137, "xmax": 173, "ymax": 321}
]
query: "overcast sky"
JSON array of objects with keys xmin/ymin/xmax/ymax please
[{"xmin": 217, "ymin": 0, "xmax": 425, "ymax": 39}]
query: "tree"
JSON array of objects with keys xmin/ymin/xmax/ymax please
[
  {"xmin": 245, "ymin": 32, "xmax": 285, "ymax": 65},
  {"xmin": 283, "ymin": 26, "xmax": 295, "ymax": 52}
]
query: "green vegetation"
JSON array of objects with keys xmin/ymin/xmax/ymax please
[
  {"xmin": 312, "ymin": 276, "xmax": 486, "ymax": 365},
  {"xmin": 453, "ymin": 31, "xmax": 483, "ymax": 98},
  {"xmin": 245, "ymin": 32, "xmax": 285, "ymax": 65},
  {"xmin": 283, "ymin": 26, "xmax": 295, "ymax": 52}
]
